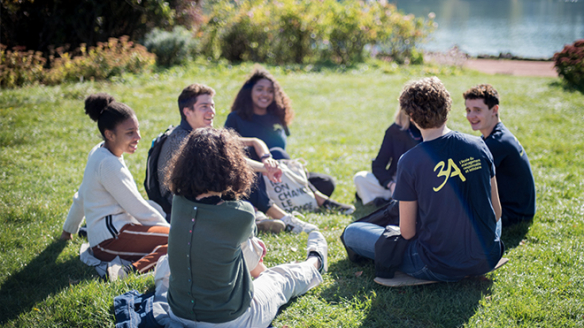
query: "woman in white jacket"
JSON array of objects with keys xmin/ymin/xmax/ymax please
[{"xmin": 60, "ymin": 93, "xmax": 170, "ymax": 281}]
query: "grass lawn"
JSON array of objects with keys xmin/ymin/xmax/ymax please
[{"xmin": 1, "ymin": 60, "xmax": 583, "ymax": 327}]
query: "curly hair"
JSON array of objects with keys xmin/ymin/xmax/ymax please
[
  {"xmin": 177, "ymin": 84, "xmax": 216, "ymax": 121},
  {"xmin": 164, "ymin": 128, "xmax": 255, "ymax": 200},
  {"xmin": 230, "ymin": 66, "xmax": 294, "ymax": 127},
  {"xmin": 84, "ymin": 93, "xmax": 135, "ymax": 139},
  {"xmin": 399, "ymin": 77, "xmax": 451, "ymax": 129},
  {"xmin": 462, "ymin": 84, "xmax": 500, "ymax": 109}
]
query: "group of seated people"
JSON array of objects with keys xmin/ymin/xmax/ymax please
[{"xmin": 60, "ymin": 67, "xmax": 536, "ymax": 327}]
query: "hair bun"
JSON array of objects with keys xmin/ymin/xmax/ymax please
[{"xmin": 84, "ymin": 93, "xmax": 116, "ymax": 122}]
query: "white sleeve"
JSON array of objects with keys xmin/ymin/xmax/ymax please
[
  {"xmin": 100, "ymin": 158, "xmax": 169, "ymax": 227},
  {"xmin": 62, "ymin": 189, "xmax": 85, "ymax": 234}
]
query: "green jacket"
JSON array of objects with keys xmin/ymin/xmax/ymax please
[{"xmin": 167, "ymin": 195, "xmax": 255, "ymax": 323}]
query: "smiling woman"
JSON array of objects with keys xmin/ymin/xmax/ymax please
[
  {"xmin": 225, "ymin": 66, "xmax": 356, "ymax": 215},
  {"xmin": 59, "ymin": 93, "xmax": 170, "ymax": 281}
]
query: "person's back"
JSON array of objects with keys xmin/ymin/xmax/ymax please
[
  {"xmin": 464, "ymin": 84, "xmax": 536, "ymax": 226},
  {"xmin": 394, "ymin": 130, "xmax": 500, "ymax": 275},
  {"xmin": 484, "ymin": 122, "xmax": 536, "ymax": 222},
  {"xmin": 168, "ymin": 195, "xmax": 255, "ymax": 322}
]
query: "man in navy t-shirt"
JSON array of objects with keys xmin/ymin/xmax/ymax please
[
  {"xmin": 464, "ymin": 84, "xmax": 536, "ymax": 226},
  {"xmin": 343, "ymin": 77, "xmax": 503, "ymax": 281}
]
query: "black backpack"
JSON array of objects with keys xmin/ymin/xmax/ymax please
[{"xmin": 144, "ymin": 125, "xmax": 174, "ymax": 217}]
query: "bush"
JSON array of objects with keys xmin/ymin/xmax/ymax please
[
  {"xmin": 553, "ymin": 39, "xmax": 584, "ymax": 89},
  {"xmin": 44, "ymin": 36, "xmax": 156, "ymax": 84},
  {"xmin": 144, "ymin": 26, "xmax": 198, "ymax": 67},
  {"xmin": 0, "ymin": 45, "xmax": 46, "ymax": 88},
  {"xmin": 1, "ymin": 0, "xmax": 203, "ymax": 57},
  {"xmin": 199, "ymin": 0, "xmax": 434, "ymax": 65}
]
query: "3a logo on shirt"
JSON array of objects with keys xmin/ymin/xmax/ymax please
[{"xmin": 433, "ymin": 159, "xmax": 466, "ymax": 192}]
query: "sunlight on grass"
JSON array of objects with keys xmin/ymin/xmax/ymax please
[{"xmin": 1, "ymin": 61, "xmax": 583, "ymax": 327}]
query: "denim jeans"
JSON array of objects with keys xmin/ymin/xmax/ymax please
[{"xmin": 343, "ymin": 222, "xmax": 465, "ymax": 282}]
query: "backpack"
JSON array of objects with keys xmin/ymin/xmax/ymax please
[{"xmin": 144, "ymin": 125, "xmax": 174, "ymax": 217}]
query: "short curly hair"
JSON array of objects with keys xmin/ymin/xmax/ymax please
[
  {"xmin": 230, "ymin": 66, "xmax": 294, "ymax": 127},
  {"xmin": 399, "ymin": 77, "xmax": 451, "ymax": 129},
  {"xmin": 462, "ymin": 84, "xmax": 500, "ymax": 109},
  {"xmin": 164, "ymin": 128, "xmax": 255, "ymax": 200}
]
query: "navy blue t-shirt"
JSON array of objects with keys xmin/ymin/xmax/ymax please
[
  {"xmin": 393, "ymin": 131, "xmax": 502, "ymax": 276},
  {"xmin": 224, "ymin": 112, "xmax": 288, "ymax": 150},
  {"xmin": 483, "ymin": 122, "xmax": 536, "ymax": 220}
]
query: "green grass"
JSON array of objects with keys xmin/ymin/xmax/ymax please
[{"xmin": 1, "ymin": 60, "xmax": 583, "ymax": 327}]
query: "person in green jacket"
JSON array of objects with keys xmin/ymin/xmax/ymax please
[{"xmin": 164, "ymin": 127, "xmax": 328, "ymax": 327}]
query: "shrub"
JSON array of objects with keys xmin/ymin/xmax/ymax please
[
  {"xmin": 553, "ymin": 39, "xmax": 584, "ymax": 89},
  {"xmin": 199, "ymin": 0, "xmax": 434, "ymax": 65},
  {"xmin": 144, "ymin": 26, "xmax": 198, "ymax": 67},
  {"xmin": 1, "ymin": 0, "xmax": 202, "ymax": 57},
  {"xmin": 0, "ymin": 45, "xmax": 46, "ymax": 88},
  {"xmin": 44, "ymin": 36, "xmax": 156, "ymax": 84}
]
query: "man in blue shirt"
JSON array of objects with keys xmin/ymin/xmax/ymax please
[{"xmin": 464, "ymin": 84, "xmax": 536, "ymax": 226}]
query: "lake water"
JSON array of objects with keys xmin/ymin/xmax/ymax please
[{"xmin": 393, "ymin": 0, "xmax": 584, "ymax": 59}]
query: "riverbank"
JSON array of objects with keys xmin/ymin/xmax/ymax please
[{"xmin": 424, "ymin": 49, "xmax": 558, "ymax": 77}]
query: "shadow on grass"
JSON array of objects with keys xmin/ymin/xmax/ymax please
[
  {"xmin": 549, "ymin": 80, "xmax": 584, "ymax": 94},
  {"xmin": 320, "ymin": 259, "xmax": 496, "ymax": 328},
  {"xmin": 501, "ymin": 220, "xmax": 532, "ymax": 251},
  {"xmin": 0, "ymin": 239, "xmax": 98, "ymax": 324}
]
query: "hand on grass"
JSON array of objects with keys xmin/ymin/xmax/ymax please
[{"xmin": 60, "ymin": 230, "xmax": 72, "ymax": 241}]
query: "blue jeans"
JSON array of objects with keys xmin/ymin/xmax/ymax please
[{"xmin": 343, "ymin": 222, "xmax": 464, "ymax": 282}]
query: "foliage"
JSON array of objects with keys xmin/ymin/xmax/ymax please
[
  {"xmin": 0, "ymin": 0, "xmax": 202, "ymax": 57},
  {"xmin": 199, "ymin": 0, "xmax": 435, "ymax": 65},
  {"xmin": 144, "ymin": 26, "xmax": 198, "ymax": 67},
  {"xmin": 1, "ymin": 62, "xmax": 583, "ymax": 327},
  {"xmin": 43, "ymin": 36, "xmax": 156, "ymax": 85},
  {"xmin": 553, "ymin": 39, "xmax": 584, "ymax": 89},
  {"xmin": 0, "ymin": 45, "xmax": 46, "ymax": 88}
]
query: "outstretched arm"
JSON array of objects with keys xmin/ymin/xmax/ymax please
[
  {"xmin": 245, "ymin": 158, "xmax": 282, "ymax": 183},
  {"xmin": 239, "ymin": 137, "xmax": 272, "ymax": 161}
]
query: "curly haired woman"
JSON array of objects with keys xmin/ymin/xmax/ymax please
[{"xmin": 165, "ymin": 128, "xmax": 328, "ymax": 327}]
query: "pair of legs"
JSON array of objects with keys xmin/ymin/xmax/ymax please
[
  {"xmin": 353, "ymin": 171, "xmax": 393, "ymax": 205},
  {"xmin": 343, "ymin": 221, "xmax": 503, "ymax": 282},
  {"xmin": 343, "ymin": 223, "xmax": 462, "ymax": 282},
  {"xmin": 169, "ymin": 261, "xmax": 322, "ymax": 327},
  {"xmin": 92, "ymin": 224, "xmax": 169, "ymax": 273},
  {"xmin": 168, "ymin": 231, "xmax": 326, "ymax": 327}
]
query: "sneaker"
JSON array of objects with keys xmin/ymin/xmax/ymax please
[
  {"xmin": 255, "ymin": 212, "xmax": 286, "ymax": 234},
  {"xmin": 281, "ymin": 212, "xmax": 318, "ymax": 234},
  {"xmin": 78, "ymin": 225, "xmax": 88, "ymax": 238},
  {"xmin": 107, "ymin": 256, "xmax": 129, "ymax": 282},
  {"xmin": 306, "ymin": 231, "xmax": 328, "ymax": 273},
  {"xmin": 322, "ymin": 199, "xmax": 356, "ymax": 215}
]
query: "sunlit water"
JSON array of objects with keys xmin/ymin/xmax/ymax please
[{"xmin": 393, "ymin": 0, "xmax": 584, "ymax": 59}]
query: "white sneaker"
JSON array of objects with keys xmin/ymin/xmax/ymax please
[
  {"xmin": 107, "ymin": 256, "xmax": 128, "ymax": 282},
  {"xmin": 255, "ymin": 211, "xmax": 286, "ymax": 234},
  {"xmin": 281, "ymin": 212, "xmax": 318, "ymax": 234},
  {"xmin": 306, "ymin": 231, "xmax": 328, "ymax": 273}
]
